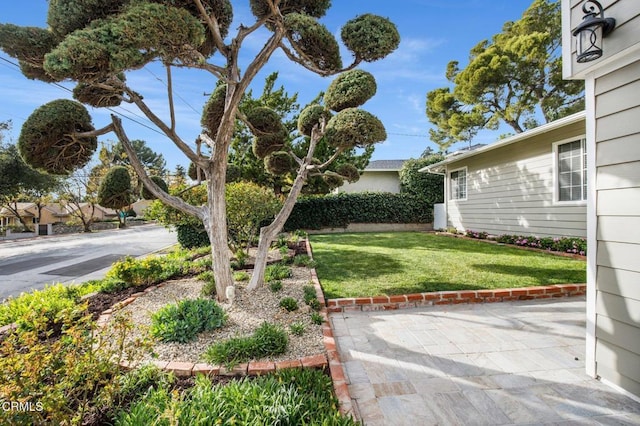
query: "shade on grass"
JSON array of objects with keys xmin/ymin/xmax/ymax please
[{"xmin": 310, "ymin": 232, "xmax": 586, "ymax": 299}]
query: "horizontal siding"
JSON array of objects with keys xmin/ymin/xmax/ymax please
[
  {"xmin": 595, "ymin": 60, "xmax": 640, "ymax": 96},
  {"xmin": 446, "ymin": 123, "xmax": 586, "ymax": 238},
  {"xmin": 595, "ymin": 342, "xmax": 640, "ymax": 396},
  {"xmin": 596, "ymin": 79, "xmax": 640, "ymax": 118},
  {"xmin": 597, "ymin": 216, "xmax": 640, "ymax": 245},
  {"xmin": 596, "ymin": 292, "xmax": 640, "ymax": 329},
  {"xmin": 597, "ymin": 188, "xmax": 640, "ymax": 215},
  {"xmin": 596, "ymin": 162, "xmax": 640, "ymax": 190},
  {"xmin": 596, "ymin": 135, "xmax": 640, "ymax": 167},
  {"xmin": 596, "ymin": 106, "xmax": 640, "ymax": 142},
  {"xmin": 596, "ymin": 241, "xmax": 640, "ymax": 273},
  {"xmin": 597, "ymin": 316, "xmax": 640, "ymax": 355},
  {"xmin": 597, "ymin": 267, "xmax": 640, "ymax": 301}
]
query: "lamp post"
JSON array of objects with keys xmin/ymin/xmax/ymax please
[{"xmin": 572, "ymin": 0, "xmax": 616, "ymax": 63}]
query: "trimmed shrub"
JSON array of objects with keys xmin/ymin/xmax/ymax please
[
  {"xmin": 284, "ymin": 192, "xmax": 433, "ymax": 231},
  {"xmin": 176, "ymin": 224, "xmax": 210, "ymax": 248},
  {"xmin": 279, "ymin": 297, "xmax": 299, "ymax": 312}
]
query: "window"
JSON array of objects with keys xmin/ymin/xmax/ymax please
[
  {"xmin": 556, "ymin": 139, "xmax": 586, "ymax": 202},
  {"xmin": 450, "ymin": 168, "xmax": 467, "ymax": 200}
]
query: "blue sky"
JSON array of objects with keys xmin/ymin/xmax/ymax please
[{"xmin": 0, "ymin": 0, "xmax": 535, "ymax": 171}]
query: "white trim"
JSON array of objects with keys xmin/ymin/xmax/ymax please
[
  {"xmin": 449, "ymin": 166, "xmax": 468, "ymax": 202},
  {"xmin": 561, "ymin": 0, "xmax": 574, "ymax": 79},
  {"xmin": 585, "ymin": 76, "xmax": 597, "ymax": 378},
  {"xmin": 419, "ymin": 112, "xmax": 586, "ymax": 173},
  {"xmin": 552, "ymin": 137, "xmax": 588, "ymax": 206},
  {"xmin": 599, "ymin": 377, "xmax": 640, "ymax": 405}
]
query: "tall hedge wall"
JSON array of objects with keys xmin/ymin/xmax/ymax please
[{"xmin": 284, "ymin": 192, "xmax": 433, "ymax": 231}]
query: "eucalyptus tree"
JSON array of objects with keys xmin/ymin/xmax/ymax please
[
  {"xmin": 426, "ymin": 0, "xmax": 584, "ymax": 151},
  {"xmin": 0, "ymin": 1, "xmax": 399, "ymax": 300}
]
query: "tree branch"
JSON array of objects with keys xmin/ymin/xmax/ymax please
[
  {"xmin": 74, "ymin": 124, "xmax": 114, "ymax": 139},
  {"xmin": 193, "ymin": 0, "xmax": 229, "ymax": 58},
  {"xmin": 110, "ymin": 115, "xmax": 204, "ymax": 220},
  {"xmin": 166, "ymin": 64, "xmax": 176, "ymax": 131},
  {"xmin": 124, "ymin": 88, "xmax": 201, "ymax": 164}
]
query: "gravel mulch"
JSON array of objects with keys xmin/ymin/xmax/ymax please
[{"xmin": 115, "ymin": 265, "xmax": 325, "ymax": 364}]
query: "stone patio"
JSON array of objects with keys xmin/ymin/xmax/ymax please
[{"xmin": 330, "ymin": 297, "xmax": 640, "ymax": 425}]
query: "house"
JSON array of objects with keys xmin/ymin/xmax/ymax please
[
  {"xmin": 0, "ymin": 202, "xmax": 69, "ymax": 227},
  {"xmin": 562, "ymin": 0, "xmax": 640, "ymax": 400},
  {"xmin": 420, "ymin": 111, "xmax": 587, "ymax": 238},
  {"xmin": 1, "ymin": 202, "xmax": 118, "ymax": 227},
  {"xmin": 336, "ymin": 159, "xmax": 407, "ymax": 193}
]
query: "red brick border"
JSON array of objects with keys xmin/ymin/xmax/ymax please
[{"xmin": 326, "ymin": 284, "xmax": 586, "ymax": 313}]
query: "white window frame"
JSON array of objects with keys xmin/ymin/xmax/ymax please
[
  {"xmin": 553, "ymin": 137, "xmax": 587, "ymax": 205},
  {"xmin": 449, "ymin": 167, "xmax": 468, "ymax": 201}
]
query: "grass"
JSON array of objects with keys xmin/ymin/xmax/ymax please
[{"xmin": 310, "ymin": 232, "xmax": 586, "ymax": 299}]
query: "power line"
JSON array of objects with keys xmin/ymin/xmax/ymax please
[
  {"xmin": 0, "ymin": 56, "xmax": 166, "ymax": 137},
  {"xmin": 387, "ymin": 132, "xmax": 429, "ymax": 138},
  {"xmin": 144, "ymin": 67, "xmax": 201, "ymax": 115}
]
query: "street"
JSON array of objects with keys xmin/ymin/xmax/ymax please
[{"xmin": 0, "ymin": 224, "xmax": 177, "ymax": 300}]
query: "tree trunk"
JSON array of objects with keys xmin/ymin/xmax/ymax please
[
  {"xmin": 247, "ymin": 129, "xmax": 322, "ymax": 290},
  {"xmin": 206, "ymin": 166, "xmax": 233, "ymax": 302}
]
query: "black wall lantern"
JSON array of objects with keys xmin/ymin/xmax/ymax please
[{"xmin": 572, "ymin": 0, "xmax": 616, "ymax": 63}]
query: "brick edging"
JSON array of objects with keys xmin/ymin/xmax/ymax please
[
  {"xmin": 326, "ymin": 284, "xmax": 587, "ymax": 313},
  {"xmin": 306, "ymin": 238, "xmax": 355, "ymax": 420}
]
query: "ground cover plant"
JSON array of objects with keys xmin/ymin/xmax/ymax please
[
  {"xmin": 116, "ymin": 368, "xmax": 357, "ymax": 425},
  {"xmin": 150, "ymin": 298, "xmax": 227, "ymax": 343},
  {"xmin": 311, "ymin": 232, "xmax": 587, "ymax": 299}
]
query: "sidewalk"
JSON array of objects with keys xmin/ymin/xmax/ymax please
[{"xmin": 330, "ymin": 297, "xmax": 640, "ymax": 425}]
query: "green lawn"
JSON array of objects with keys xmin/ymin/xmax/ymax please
[{"xmin": 310, "ymin": 232, "xmax": 586, "ymax": 299}]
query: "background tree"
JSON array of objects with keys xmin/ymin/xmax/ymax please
[
  {"xmin": 0, "ymin": 138, "xmax": 59, "ymax": 231},
  {"xmin": 97, "ymin": 166, "xmax": 132, "ymax": 227},
  {"xmin": 0, "ymin": 1, "xmax": 399, "ymax": 301},
  {"xmin": 58, "ymin": 166, "xmax": 100, "ymax": 232},
  {"xmin": 399, "ymin": 153, "xmax": 445, "ymax": 204},
  {"xmin": 425, "ymin": 0, "xmax": 584, "ymax": 151}
]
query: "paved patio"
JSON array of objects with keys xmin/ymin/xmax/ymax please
[{"xmin": 330, "ymin": 297, "xmax": 640, "ymax": 425}]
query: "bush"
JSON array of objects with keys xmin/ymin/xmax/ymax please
[
  {"xmin": 290, "ymin": 322, "xmax": 305, "ymax": 336},
  {"xmin": 279, "ymin": 297, "xmax": 299, "ymax": 312},
  {"xmin": 269, "ymin": 280, "xmax": 283, "ymax": 292},
  {"xmin": 150, "ymin": 298, "xmax": 226, "ymax": 343},
  {"xmin": 285, "ymin": 192, "xmax": 433, "ymax": 231},
  {"xmin": 311, "ymin": 312, "xmax": 324, "ymax": 325},
  {"xmin": 176, "ymin": 224, "xmax": 210, "ymax": 248},
  {"xmin": 204, "ymin": 322, "xmax": 288, "ymax": 366},
  {"xmin": 493, "ymin": 234, "xmax": 587, "ymax": 255},
  {"xmin": 0, "ymin": 309, "xmax": 150, "ymax": 425},
  {"xmin": 198, "ymin": 271, "xmax": 216, "ymax": 297},
  {"xmin": 105, "ymin": 255, "xmax": 183, "ymax": 286},
  {"xmin": 0, "ymin": 283, "xmax": 90, "ymax": 329},
  {"xmin": 234, "ymin": 271, "xmax": 250, "ymax": 282},
  {"xmin": 465, "ymin": 229, "xmax": 488, "ymax": 239},
  {"xmin": 265, "ymin": 263, "xmax": 292, "ymax": 281},
  {"xmin": 399, "ymin": 154, "xmax": 445, "ymax": 203},
  {"xmin": 293, "ymin": 254, "xmax": 316, "ymax": 268}
]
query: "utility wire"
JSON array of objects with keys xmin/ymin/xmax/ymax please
[
  {"xmin": 0, "ymin": 56, "xmax": 166, "ymax": 137},
  {"xmin": 144, "ymin": 67, "xmax": 201, "ymax": 115}
]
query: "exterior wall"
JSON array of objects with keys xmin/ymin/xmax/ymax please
[
  {"xmin": 445, "ymin": 121, "xmax": 587, "ymax": 238},
  {"xmin": 563, "ymin": 0, "xmax": 640, "ymax": 400},
  {"xmin": 592, "ymin": 58, "xmax": 640, "ymax": 397},
  {"xmin": 337, "ymin": 170, "xmax": 401, "ymax": 194}
]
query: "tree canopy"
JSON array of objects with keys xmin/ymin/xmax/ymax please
[
  {"xmin": 0, "ymin": 1, "xmax": 400, "ymax": 300},
  {"xmin": 425, "ymin": 0, "xmax": 584, "ymax": 151}
]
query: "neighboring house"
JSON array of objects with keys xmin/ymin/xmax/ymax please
[
  {"xmin": 562, "ymin": 0, "xmax": 640, "ymax": 400},
  {"xmin": 421, "ymin": 111, "xmax": 587, "ymax": 238},
  {"xmin": 336, "ymin": 159, "xmax": 407, "ymax": 193},
  {"xmin": 1, "ymin": 202, "xmax": 119, "ymax": 227},
  {"xmin": 0, "ymin": 202, "xmax": 69, "ymax": 227}
]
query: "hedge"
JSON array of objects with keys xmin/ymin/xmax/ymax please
[
  {"xmin": 284, "ymin": 192, "xmax": 433, "ymax": 231},
  {"xmin": 176, "ymin": 224, "xmax": 210, "ymax": 248}
]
